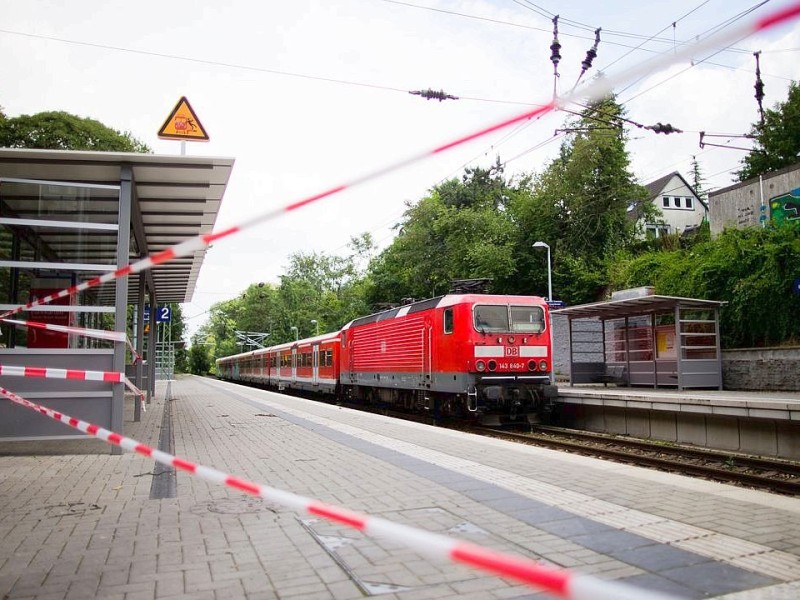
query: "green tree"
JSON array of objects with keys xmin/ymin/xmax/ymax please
[
  {"xmin": 278, "ymin": 241, "xmax": 372, "ymax": 338},
  {"xmin": 165, "ymin": 303, "xmax": 188, "ymax": 372},
  {"xmin": 506, "ymin": 96, "xmax": 649, "ymax": 303},
  {"xmin": 737, "ymin": 81, "xmax": 800, "ymax": 181},
  {"xmin": 204, "ymin": 237, "xmax": 374, "ymax": 364},
  {"xmin": 188, "ymin": 336, "xmax": 212, "ymax": 375},
  {"xmin": 366, "ymin": 161, "xmax": 520, "ymax": 305},
  {"xmin": 690, "ymin": 155, "xmax": 708, "ymax": 205},
  {"xmin": 610, "ymin": 224, "xmax": 800, "ymax": 347},
  {"xmin": 0, "ymin": 110, "xmax": 151, "ymax": 152}
]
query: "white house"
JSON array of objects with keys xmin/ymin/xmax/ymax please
[{"xmin": 637, "ymin": 171, "xmax": 707, "ymax": 238}]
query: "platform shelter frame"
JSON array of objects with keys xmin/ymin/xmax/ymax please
[
  {"xmin": 553, "ymin": 295, "xmax": 726, "ymax": 390},
  {"xmin": 0, "ymin": 148, "xmax": 233, "ymax": 448}
]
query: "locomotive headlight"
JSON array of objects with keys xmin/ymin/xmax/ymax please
[
  {"xmin": 528, "ymin": 360, "xmax": 537, "ymax": 371},
  {"xmin": 488, "ymin": 360, "xmax": 497, "ymax": 371},
  {"xmin": 539, "ymin": 360, "xmax": 548, "ymax": 371},
  {"xmin": 508, "ymin": 336, "xmax": 515, "ymax": 344},
  {"xmin": 476, "ymin": 360, "xmax": 486, "ymax": 372}
]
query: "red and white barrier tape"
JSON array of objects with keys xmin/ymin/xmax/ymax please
[
  {"xmin": 1, "ymin": 318, "xmax": 142, "ymax": 363},
  {"xmin": 0, "ymin": 2, "xmax": 797, "ymax": 322},
  {"xmin": 0, "ymin": 364, "xmax": 144, "ymax": 402},
  {"xmin": 0, "ymin": 387, "xmax": 678, "ymax": 600}
]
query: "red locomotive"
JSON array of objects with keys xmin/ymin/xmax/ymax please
[{"xmin": 216, "ymin": 294, "xmax": 557, "ymax": 423}]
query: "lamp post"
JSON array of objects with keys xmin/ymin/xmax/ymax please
[
  {"xmin": 290, "ymin": 326, "xmax": 298, "ymax": 341},
  {"xmin": 533, "ymin": 241, "xmax": 552, "ymax": 301},
  {"xmin": 310, "ymin": 319, "xmax": 319, "ymax": 336}
]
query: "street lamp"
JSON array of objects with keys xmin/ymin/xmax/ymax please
[
  {"xmin": 290, "ymin": 326, "xmax": 298, "ymax": 341},
  {"xmin": 310, "ymin": 319, "xmax": 319, "ymax": 336},
  {"xmin": 533, "ymin": 241, "xmax": 552, "ymax": 301}
]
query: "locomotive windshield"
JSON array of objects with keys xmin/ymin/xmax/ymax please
[
  {"xmin": 510, "ymin": 305, "xmax": 545, "ymax": 333},
  {"xmin": 474, "ymin": 305, "xmax": 545, "ymax": 333}
]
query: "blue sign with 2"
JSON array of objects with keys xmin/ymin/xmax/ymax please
[{"xmin": 144, "ymin": 305, "xmax": 172, "ymax": 322}]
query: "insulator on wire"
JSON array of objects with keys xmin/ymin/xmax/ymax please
[
  {"xmin": 649, "ymin": 122, "xmax": 682, "ymax": 134},
  {"xmin": 753, "ymin": 51, "xmax": 765, "ymax": 125},
  {"xmin": 409, "ymin": 89, "xmax": 459, "ymax": 102},
  {"xmin": 581, "ymin": 28, "xmax": 601, "ymax": 73},
  {"xmin": 550, "ymin": 16, "xmax": 562, "ymax": 67},
  {"xmin": 550, "ymin": 15, "xmax": 561, "ymax": 100}
]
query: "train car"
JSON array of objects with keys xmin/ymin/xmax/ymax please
[
  {"xmin": 218, "ymin": 348, "xmax": 261, "ymax": 383},
  {"xmin": 217, "ymin": 332, "xmax": 341, "ymax": 396},
  {"xmin": 269, "ymin": 332, "xmax": 341, "ymax": 395},
  {"xmin": 339, "ymin": 294, "xmax": 556, "ymax": 423},
  {"xmin": 216, "ymin": 293, "xmax": 556, "ymax": 423}
]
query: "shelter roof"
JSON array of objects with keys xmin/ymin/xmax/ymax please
[
  {"xmin": 0, "ymin": 147, "xmax": 234, "ymax": 304},
  {"xmin": 552, "ymin": 295, "xmax": 725, "ymax": 320}
]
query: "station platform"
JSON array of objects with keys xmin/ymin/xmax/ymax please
[
  {"xmin": 558, "ymin": 385, "xmax": 800, "ymax": 420},
  {"xmin": 556, "ymin": 385, "xmax": 800, "ymax": 459},
  {"xmin": 1, "ymin": 375, "xmax": 800, "ymax": 599}
]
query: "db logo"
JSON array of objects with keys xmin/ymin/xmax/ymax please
[{"xmin": 505, "ymin": 346, "xmax": 519, "ymax": 357}]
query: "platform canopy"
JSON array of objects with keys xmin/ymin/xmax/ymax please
[
  {"xmin": 552, "ymin": 295, "xmax": 726, "ymax": 320},
  {"xmin": 0, "ymin": 147, "xmax": 234, "ymax": 304}
]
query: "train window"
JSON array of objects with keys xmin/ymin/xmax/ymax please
[
  {"xmin": 325, "ymin": 350, "xmax": 333, "ymax": 366},
  {"xmin": 443, "ymin": 308, "xmax": 454, "ymax": 334},
  {"xmin": 510, "ymin": 306, "xmax": 545, "ymax": 333},
  {"xmin": 474, "ymin": 305, "xmax": 509, "ymax": 332}
]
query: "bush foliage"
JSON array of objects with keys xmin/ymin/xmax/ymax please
[{"xmin": 610, "ymin": 225, "xmax": 800, "ymax": 347}]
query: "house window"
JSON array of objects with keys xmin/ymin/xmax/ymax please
[
  {"xmin": 646, "ymin": 224, "xmax": 671, "ymax": 238},
  {"xmin": 662, "ymin": 196, "xmax": 669, "ymax": 208},
  {"xmin": 686, "ymin": 197, "xmax": 693, "ymax": 209},
  {"xmin": 673, "ymin": 197, "xmax": 681, "ymax": 208}
]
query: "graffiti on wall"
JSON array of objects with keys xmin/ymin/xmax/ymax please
[{"xmin": 770, "ymin": 187, "xmax": 800, "ymax": 226}]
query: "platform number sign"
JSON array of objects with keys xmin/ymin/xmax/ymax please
[
  {"xmin": 143, "ymin": 305, "xmax": 172, "ymax": 323},
  {"xmin": 156, "ymin": 306, "xmax": 171, "ymax": 323}
]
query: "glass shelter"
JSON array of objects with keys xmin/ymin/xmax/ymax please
[
  {"xmin": 0, "ymin": 148, "xmax": 233, "ymax": 449},
  {"xmin": 554, "ymin": 295, "xmax": 726, "ymax": 390}
]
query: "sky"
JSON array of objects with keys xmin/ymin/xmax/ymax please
[{"xmin": 2, "ymin": 0, "xmax": 799, "ymax": 340}]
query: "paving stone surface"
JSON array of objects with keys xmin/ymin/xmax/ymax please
[{"xmin": 0, "ymin": 375, "xmax": 798, "ymax": 599}]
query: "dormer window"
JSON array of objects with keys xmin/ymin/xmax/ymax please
[
  {"xmin": 662, "ymin": 196, "xmax": 669, "ymax": 208},
  {"xmin": 673, "ymin": 197, "xmax": 682, "ymax": 208},
  {"xmin": 686, "ymin": 197, "xmax": 693, "ymax": 209}
]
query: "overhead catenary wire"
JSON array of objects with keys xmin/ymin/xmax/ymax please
[
  {"xmin": 0, "ymin": 28, "xmax": 533, "ymax": 107},
  {"xmin": 441, "ymin": 0, "xmax": 765, "ymax": 198},
  {"xmin": 351, "ymin": 1, "xmax": 780, "ymax": 250},
  {"xmin": 9, "ymin": 0, "xmax": 797, "ymax": 322},
  {"xmin": 616, "ymin": 0, "xmax": 773, "ymax": 102}
]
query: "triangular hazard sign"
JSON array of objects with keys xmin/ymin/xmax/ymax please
[{"xmin": 158, "ymin": 96, "xmax": 210, "ymax": 141}]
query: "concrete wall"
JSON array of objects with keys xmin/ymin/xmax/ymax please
[
  {"xmin": 722, "ymin": 346, "xmax": 800, "ymax": 391},
  {"xmin": 708, "ymin": 162, "xmax": 800, "ymax": 235},
  {"xmin": 562, "ymin": 404, "xmax": 800, "ymax": 460}
]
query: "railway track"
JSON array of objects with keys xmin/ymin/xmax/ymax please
[{"xmin": 473, "ymin": 425, "xmax": 800, "ymax": 496}]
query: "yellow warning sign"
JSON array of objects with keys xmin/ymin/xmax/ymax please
[{"xmin": 158, "ymin": 97, "xmax": 209, "ymax": 141}]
